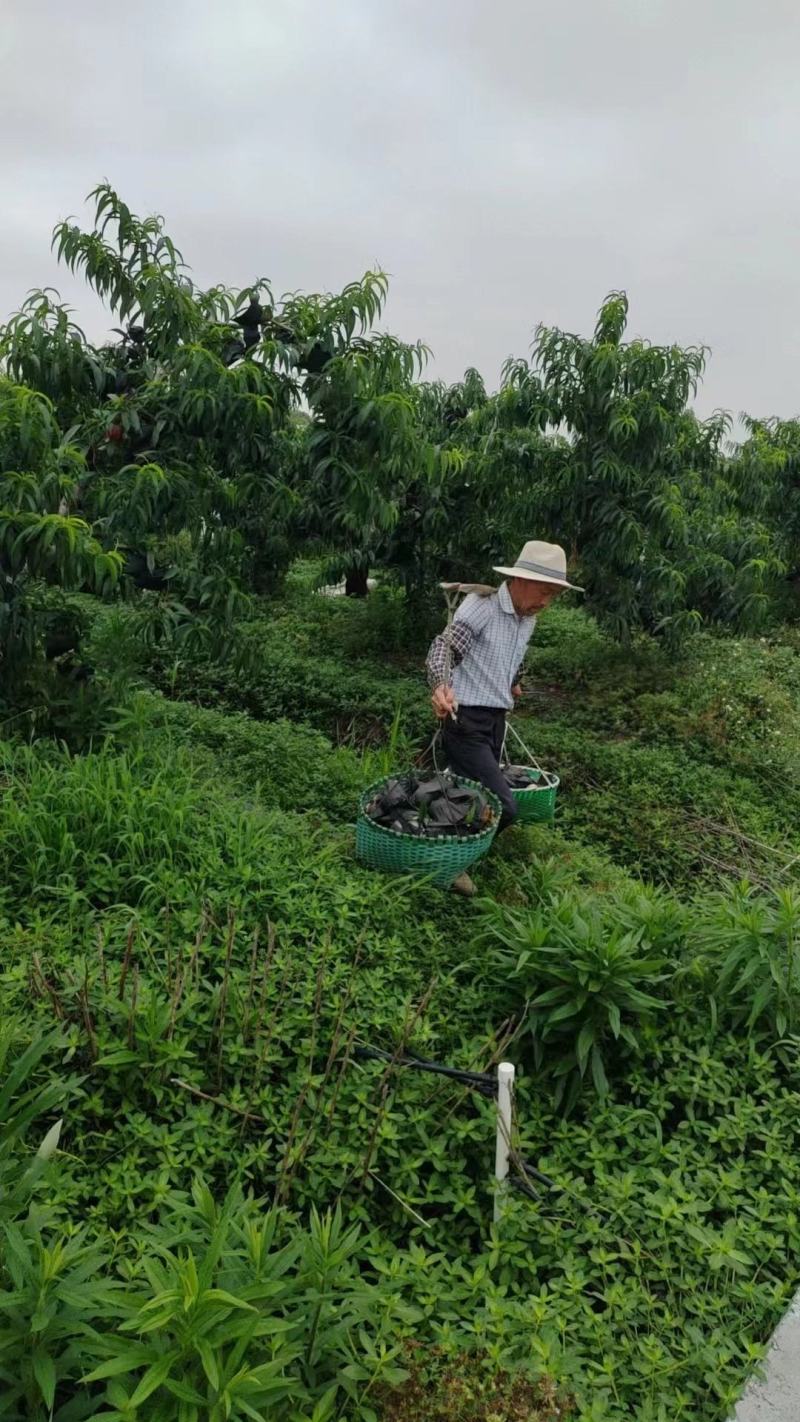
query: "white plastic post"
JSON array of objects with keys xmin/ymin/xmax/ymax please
[{"xmin": 493, "ymin": 1061, "xmax": 515, "ymax": 1223}]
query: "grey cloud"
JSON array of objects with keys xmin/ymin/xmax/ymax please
[{"xmin": 2, "ymin": 0, "xmax": 800, "ymax": 423}]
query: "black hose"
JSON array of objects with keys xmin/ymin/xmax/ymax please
[{"xmin": 354, "ymin": 1045, "xmax": 497, "ymax": 1098}]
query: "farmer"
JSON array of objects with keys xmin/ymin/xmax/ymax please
[{"xmin": 426, "ymin": 540, "xmax": 582, "ymax": 896}]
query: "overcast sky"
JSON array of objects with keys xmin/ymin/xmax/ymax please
[{"xmin": 3, "ymin": 0, "xmax": 799, "ymax": 424}]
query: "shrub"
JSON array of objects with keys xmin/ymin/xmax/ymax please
[
  {"xmin": 4, "ymin": 724, "xmax": 800, "ymax": 1418},
  {"xmin": 131, "ymin": 693, "xmax": 366, "ymax": 818},
  {"xmin": 144, "ymin": 622, "xmax": 430, "ymax": 747},
  {"xmin": 82, "ymin": 1184, "xmax": 420, "ymax": 1422},
  {"xmin": 0, "ymin": 1022, "xmax": 77, "ymax": 1227},
  {"xmin": 690, "ymin": 882, "xmax": 800, "ymax": 1038},
  {"xmin": 479, "ymin": 892, "xmax": 670, "ymax": 1109}
]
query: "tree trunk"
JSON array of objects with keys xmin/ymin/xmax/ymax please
[{"xmin": 345, "ymin": 567, "xmax": 370, "ymax": 597}]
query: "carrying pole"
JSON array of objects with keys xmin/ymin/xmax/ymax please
[{"xmin": 493, "ymin": 1061, "xmax": 515, "ymax": 1223}]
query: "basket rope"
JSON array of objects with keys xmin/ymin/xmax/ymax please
[
  {"xmin": 501, "ymin": 718, "xmax": 546, "ymax": 775},
  {"xmin": 499, "ymin": 719, "xmax": 559, "ymax": 823},
  {"xmin": 430, "ymin": 587, "xmax": 463, "ymax": 810}
]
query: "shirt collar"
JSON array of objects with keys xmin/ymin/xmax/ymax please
[
  {"xmin": 498, "ymin": 580, "xmax": 535, "ymax": 624},
  {"xmin": 498, "ymin": 581, "xmax": 518, "ymax": 616}
]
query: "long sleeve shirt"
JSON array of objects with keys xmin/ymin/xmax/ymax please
[{"xmin": 425, "ymin": 582, "xmax": 535, "ymax": 711}]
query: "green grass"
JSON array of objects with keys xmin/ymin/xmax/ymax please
[{"xmin": 3, "ymin": 589, "xmax": 800, "ymax": 1420}]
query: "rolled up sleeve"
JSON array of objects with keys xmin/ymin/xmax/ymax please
[{"xmin": 426, "ymin": 621, "xmax": 474, "ymax": 689}]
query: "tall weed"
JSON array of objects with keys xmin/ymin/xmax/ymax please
[
  {"xmin": 690, "ymin": 881, "xmax": 800, "ymax": 1037},
  {"xmin": 479, "ymin": 891, "xmax": 671, "ymax": 1109}
]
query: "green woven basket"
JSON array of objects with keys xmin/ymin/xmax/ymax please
[
  {"xmin": 510, "ymin": 769, "xmax": 559, "ymax": 823},
  {"xmin": 501, "ymin": 720, "xmax": 559, "ymax": 824},
  {"xmin": 356, "ymin": 774, "xmax": 501, "ymax": 886}
]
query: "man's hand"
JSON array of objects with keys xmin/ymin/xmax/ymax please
[
  {"xmin": 431, "ymin": 684, "xmax": 457, "ymax": 719},
  {"xmin": 511, "ymin": 683, "xmax": 522, "ymax": 702}
]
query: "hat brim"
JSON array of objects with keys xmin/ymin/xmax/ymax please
[{"xmin": 492, "ymin": 565, "xmax": 583, "ymax": 592}]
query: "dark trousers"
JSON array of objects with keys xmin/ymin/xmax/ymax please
[{"xmin": 441, "ymin": 705, "xmax": 518, "ymax": 833}]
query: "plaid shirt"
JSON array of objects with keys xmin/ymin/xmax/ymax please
[{"xmin": 426, "ymin": 582, "xmax": 536, "ymax": 711}]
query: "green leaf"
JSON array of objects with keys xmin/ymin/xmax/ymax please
[
  {"xmin": 32, "ymin": 1350, "xmax": 56, "ymax": 1409},
  {"xmin": 746, "ymin": 979, "xmax": 774, "ymax": 1028},
  {"xmin": 576, "ymin": 1021, "xmax": 596, "ymax": 1072},
  {"xmin": 196, "ymin": 1338, "xmax": 220, "ymax": 1391},
  {"xmin": 340, "ymin": 1362, "xmax": 370, "ymax": 1381},
  {"xmin": 129, "ymin": 1352, "xmax": 178, "ymax": 1408},
  {"xmin": 201, "ymin": 1287, "xmax": 256, "ymax": 1312},
  {"xmin": 163, "ymin": 1376, "xmax": 207, "ymax": 1404},
  {"xmin": 83, "ymin": 1350, "xmax": 155, "ymax": 1383},
  {"xmin": 36, "ymin": 1118, "xmax": 63, "ymax": 1160},
  {"xmin": 590, "ymin": 1046, "xmax": 609, "ymax": 1097},
  {"xmin": 310, "ymin": 1384, "xmax": 339, "ymax": 1421},
  {"xmin": 96, "ymin": 1050, "xmax": 141, "ymax": 1067}
]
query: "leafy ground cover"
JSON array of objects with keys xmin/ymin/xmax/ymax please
[
  {"xmin": 5, "ymin": 182, "xmax": 800, "ymax": 1422},
  {"xmin": 2, "ymin": 589, "xmax": 800, "ymax": 1420}
]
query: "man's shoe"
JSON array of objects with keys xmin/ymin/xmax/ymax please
[{"xmin": 450, "ymin": 871, "xmax": 477, "ymax": 897}]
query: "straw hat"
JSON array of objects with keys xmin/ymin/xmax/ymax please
[{"xmin": 493, "ymin": 539, "xmax": 583, "ymax": 591}]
